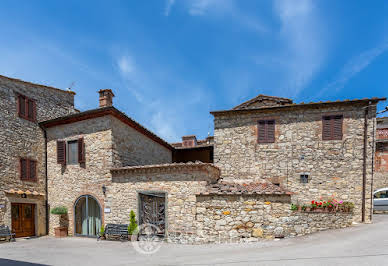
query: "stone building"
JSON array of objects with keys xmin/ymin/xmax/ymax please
[
  {"xmin": 211, "ymin": 95, "xmax": 385, "ymax": 223},
  {"xmin": 1, "ymin": 73, "xmax": 386, "ymax": 242},
  {"xmin": 0, "ymin": 75, "xmax": 76, "ymax": 237},
  {"xmin": 374, "ymin": 117, "xmax": 388, "ymax": 191}
]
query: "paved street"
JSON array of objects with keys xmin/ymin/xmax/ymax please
[{"xmin": 1, "ymin": 215, "xmax": 388, "ymax": 266}]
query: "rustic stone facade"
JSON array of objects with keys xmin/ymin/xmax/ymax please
[
  {"xmin": 193, "ymin": 194, "xmax": 353, "ymax": 243},
  {"xmin": 212, "ymin": 102, "xmax": 378, "ymax": 223},
  {"xmin": 0, "ymin": 75, "xmax": 75, "ymax": 236},
  {"xmin": 374, "ymin": 118, "xmax": 388, "ymax": 191},
  {"xmin": 111, "ymin": 116, "xmax": 172, "ymax": 167},
  {"xmin": 45, "ymin": 114, "xmax": 176, "ymax": 236}
]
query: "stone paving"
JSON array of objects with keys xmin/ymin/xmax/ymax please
[{"xmin": 1, "ymin": 215, "xmax": 388, "ymax": 266}]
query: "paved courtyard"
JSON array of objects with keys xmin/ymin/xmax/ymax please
[{"xmin": 1, "ymin": 215, "xmax": 388, "ymax": 266}]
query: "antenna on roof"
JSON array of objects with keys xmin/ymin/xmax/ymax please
[{"xmin": 67, "ymin": 81, "xmax": 76, "ymax": 91}]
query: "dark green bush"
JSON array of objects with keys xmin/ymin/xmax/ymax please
[{"xmin": 50, "ymin": 206, "xmax": 68, "ymax": 215}]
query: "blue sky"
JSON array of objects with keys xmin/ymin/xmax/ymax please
[{"xmin": 1, "ymin": 0, "xmax": 387, "ymax": 142}]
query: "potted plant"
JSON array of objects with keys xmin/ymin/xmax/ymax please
[
  {"xmin": 51, "ymin": 206, "xmax": 68, "ymax": 237},
  {"xmin": 128, "ymin": 210, "xmax": 138, "ymax": 241},
  {"xmin": 290, "ymin": 204, "xmax": 298, "ymax": 211},
  {"xmin": 301, "ymin": 205, "xmax": 307, "ymax": 212},
  {"xmin": 98, "ymin": 224, "xmax": 105, "ymax": 240}
]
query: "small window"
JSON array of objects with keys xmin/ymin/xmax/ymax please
[
  {"xmin": 322, "ymin": 115, "xmax": 343, "ymax": 140},
  {"xmin": 257, "ymin": 120, "xmax": 275, "ymax": 143},
  {"xmin": 300, "ymin": 174, "xmax": 309, "ymax": 183},
  {"xmin": 273, "ymin": 183, "xmax": 280, "ymax": 187},
  {"xmin": 17, "ymin": 94, "xmax": 36, "ymax": 121},
  {"xmin": 67, "ymin": 140, "xmax": 78, "ymax": 164}
]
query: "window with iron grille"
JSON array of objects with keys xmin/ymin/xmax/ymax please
[
  {"xmin": 257, "ymin": 120, "xmax": 275, "ymax": 143},
  {"xmin": 300, "ymin": 174, "xmax": 309, "ymax": 183},
  {"xmin": 322, "ymin": 115, "xmax": 343, "ymax": 140}
]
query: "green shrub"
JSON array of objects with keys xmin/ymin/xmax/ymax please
[
  {"xmin": 128, "ymin": 210, "xmax": 138, "ymax": 235},
  {"xmin": 50, "ymin": 206, "xmax": 68, "ymax": 215},
  {"xmin": 290, "ymin": 204, "xmax": 298, "ymax": 211}
]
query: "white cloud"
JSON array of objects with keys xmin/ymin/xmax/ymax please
[
  {"xmin": 115, "ymin": 53, "xmax": 211, "ymax": 142},
  {"xmin": 319, "ymin": 41, "xmax": 388, "ymax": 96},
  {"xmin": 167, "ymin": 0, "xmax": 267, "ymax": 33},
  {"xmin": 273, "ymin": 0, "xmax": 327, "ymax": 96},
  {"xmin": 118, "ymin": 55, "xmax": 135, "ymax": 74},
  {"xmin": 164, "ymin": 0, "xmax": 176, "ymax": 16}
]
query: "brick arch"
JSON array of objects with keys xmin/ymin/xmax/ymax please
[{"xmin": 71, "ymin": 192, "xmax": 105, "ymax": 236}]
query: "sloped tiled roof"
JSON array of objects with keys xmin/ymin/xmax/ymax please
[
  {"xmin": 197, "ymin": 181, "xmax": 291, "ymax": 195},
  {"xmin": 211, "ymin": 97, "xmax": 386, "ymax": 116},
  {"xmin": 0, "ymin": 74, "xmax": 76, "ymax": 95},
  {"xmin": 233, "ymin": 94, "xmax": 293, "ymax": 110}
]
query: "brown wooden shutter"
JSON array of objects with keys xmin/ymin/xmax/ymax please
[
  {"xmin": 322, "ymin": 116, "xmax": 332, "ymax": 140},
  {"xmin": 29, "ymin": 160, "xmax": 36, "ymax": 180},
  {"xmin": 18, "ymin": 95, "xmax": 26, "ymax": 118},
  {"xmin": 78, "ymin": 138, "xmax": 85, "ymax": 163},
  {"xmin": 57, "ymin": 141, "xmax": 66, "ymax": 165},
  {"xmin": 20, "ymin": 158, "xmax": 27, "ymax": 180},
  {"xmin": 258, "ymin": 121, "xmax": 266, "ymax": 143},
  {"xmin": 333, "ymin": 115, "xmax": 343, "ymax": 140},
  {"xmin": 267, "ymin": 120, "xmax": 275, "ymax": 143},
  {"xmin": 27, "ymin": 99, "xmax": 34, "ymax": 120}
]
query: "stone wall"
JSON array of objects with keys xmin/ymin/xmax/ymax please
[
  {"xmin": 193, "ymin": 194, "xmax": 353, "ymax": 244},
  {"xmin": 0, "ymin": 76, "xmax": 75, "ymax": 236},
  {"xmin": 374, "ymin": 142, "xmax": 388, "ymax": 191},
  {"xmin": 111, "ymin": 116, "xmax": 172, "ymax": 167},
  {"xmin": 109, "ymin": 165, "xmax": 219, "ymax": 234},
  {"xmin": 46, "ymin": 116, "xmax": 113, "ymax": 235},
  {"xmin": 213, "ymin": 104, "xmax": 376, "ymax": 222}
]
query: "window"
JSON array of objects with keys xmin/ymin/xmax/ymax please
[
  {"xmin": 374, "ymin": 190, "xmax": 388, "ymax": 199},
  {"xmin": 57, "ymin": 138, "xmax": 85, "ymax": 165},
  {"xmin": 17, "ymin": 94, "xmax": 36, "ymax": 121},
  {"xmin": 67, "ymin": 140, "xmax": 78, "ymax": 164},
  {"xmin": 20, "ymin": 158, "xmax": 37, "ymax": 181},
  {"xmin": 322, "ymin": 115, "xmax": 343, "ymax": 140},
  {"xmin": 257, "ymin": 120, "xmax": 275, "ymax": 143},
  {"xmin": 300, "ymin": 174, "xmax": 309, "ymax": 183}
]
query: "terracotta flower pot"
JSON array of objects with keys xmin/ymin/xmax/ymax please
[{"xmin": 54, "ymin": 227, "xmax": 68, "ymax": 238}]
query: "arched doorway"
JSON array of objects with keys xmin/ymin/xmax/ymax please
[{"xmin": 74, "ymin": 195, "xmax": 101, "ymax": 237}]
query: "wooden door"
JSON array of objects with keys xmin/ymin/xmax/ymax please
[{"xmin": 11, "ymin": 203, "xmax": 35, "ymax": 237}]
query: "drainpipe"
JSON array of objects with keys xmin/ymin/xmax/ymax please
[
  {"xmin": 362, "ymin": 103, "xmax": 370, "ymax": 223},
  {"xmin": 40, "ymin": 124, "xmax": 49, "ymax": 235},
  {"xmin": 370, "ymin": 114, "xmax": 376, "ymax": 222}
]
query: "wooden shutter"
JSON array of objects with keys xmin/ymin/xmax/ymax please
[
  {"xmin": 322, "ymin": 116, "xmax": 332, "ymax": 140},
  {"xmin": 332, "ymin": 115, "xmax": 343, "ymax": 140},
  {"xmin": 57, "ymin": 141, "xmax": 66, "ymax": 165},
  {"xmin": 267, "ymin": 120, "xmax": 275, "ymax": 143},
  {"xmin": 18, "ymin": 95, "xmax": 26, "ymax": 118},
  {"xmin": 258, "ymin": 120, "xmax": 275, "ymax": 143},
  {"xmin": 27, "ymin": 99, "xmax": 34, "ymax": 120},
  {"xmin": 258, "ymin": 121, "xmax": 266, "ymax": 143},
  {"xmin": 29, "ymin": 160, "xmax": 37, "ymax": 180},
  {"xmin": 78, "ymin": 138, "xmax": 85, "ymax": 163},
  {"xmin": 20, "ymin": 158, "xmax": 27, "ymax": 180}
]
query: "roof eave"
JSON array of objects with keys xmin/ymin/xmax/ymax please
[{"xmin": 211, "ymin": 98, "xmax": 387, "ymax": 116}]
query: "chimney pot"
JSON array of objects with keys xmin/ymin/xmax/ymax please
[
  {"xmin": 182, "ymin": 135, "xmax": 197, "ymax": 147},
  {"xmin": 98, "ymin": 89, "xmax": 115, "ymax": 108}
]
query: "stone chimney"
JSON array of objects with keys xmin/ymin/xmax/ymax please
[
  {"xmin": 98, "ymin": 89, "xmax": 115, "ymax": 108},
  {"xmin": 182, "ymin": 135, "xmax": 197, "ymax": 148}
]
